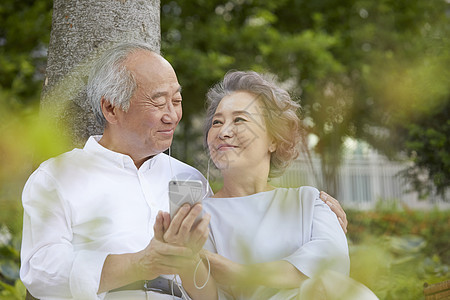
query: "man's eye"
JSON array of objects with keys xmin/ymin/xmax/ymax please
[
  {"xmin": 234, "ymin": 117, "xmax": 246, "ymax": 123},
  {"xmin": 172, "ymin": 99, "xmax": 182, "ymax": 105},
  {"xmin": 150, "ymin": 98, "xmax": 166, "ymax": 107}
]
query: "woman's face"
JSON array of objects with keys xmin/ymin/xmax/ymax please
[{"xmin": 207, "ymin": 91, "xmax": 274, "ymax": 173}]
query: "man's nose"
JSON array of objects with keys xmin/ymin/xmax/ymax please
[{"xmin": 162, "ymin": 102, "xmax": 179, "ymax": 123}]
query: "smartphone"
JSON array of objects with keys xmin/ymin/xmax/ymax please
[{"xmin": 168, "ymin": 179, "xmax": 204, "ymax": 221}]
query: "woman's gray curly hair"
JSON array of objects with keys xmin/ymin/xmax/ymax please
[
  {"xmin": 86, "ymin": 42, "xmax": 155, "ymax": 128},
  {"xmin": 204, "ymin": 70, "xmax": 302, "ymax": 178}
]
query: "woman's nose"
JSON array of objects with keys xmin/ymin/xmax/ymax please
[{"xmin": 218, "ymin": 124, "xmax": 234, "ymax": 139}]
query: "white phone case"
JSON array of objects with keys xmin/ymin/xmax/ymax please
[{"xmin": 168, "ymin": 179, "xmax": 203, "ymax": 219}]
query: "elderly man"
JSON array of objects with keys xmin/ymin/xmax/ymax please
[
  {"xmin": 20, "ymin": 42, "xmax": 347, "ymax": 300},
  {"xmin": 20, "ymin": 42, "xmax": 216, "ymax": 300}
]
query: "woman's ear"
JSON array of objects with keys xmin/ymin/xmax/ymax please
[
  {"xmin": 100, "ymin": 97, "xmax": 119, "ymax": 125},
  {"xmin": 269, "ymin": 140, "xmax": 277, "ymax": 153}
]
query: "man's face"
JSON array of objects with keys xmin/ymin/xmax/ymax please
[{"xmin": 114, "ymin": 50, "xmax": 182, "ymax": 162}]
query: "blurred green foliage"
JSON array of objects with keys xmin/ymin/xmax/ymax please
[
  {"xmin": 347, "ymin": 205, "xmax": 450, "ymax": 299},
  {"xmin": 0, "ymin": 225, "xmax": 25, "ymax": 300},
  {"xmin": 402, "ymin": 106, "xmax": 450, "ymax": 198},
  {"xmin": 0, "ymin": 0, "xmax": 52, "ymax": 111},
  {"xmin": 347, "ymin": 203, "xmax": 450, "ymax": 265},
  {"xmin": 0, "ymin": 0, "xmax": 71, "ymax": 290},
  {"xmin": 0, "ymin": 105, "xmax": 71, "ymax": 298}
]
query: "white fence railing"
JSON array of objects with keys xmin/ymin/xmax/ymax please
[{"xmin": 272, "ymin": 152, "xmax": 449, "ymax": 210}]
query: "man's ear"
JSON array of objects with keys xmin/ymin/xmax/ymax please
[{"xmin": 100, "ymin": 97, "xmax": 119, "ymax": 125}]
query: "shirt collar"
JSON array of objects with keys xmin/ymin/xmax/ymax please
[{"xmin": 84, "ymin": 135, "xmax": 161, "ymax": 171}]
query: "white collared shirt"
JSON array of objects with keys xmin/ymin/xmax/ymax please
[{"xmin": 20, "ymin": 136, "xmax": 210, "ymax": 300}]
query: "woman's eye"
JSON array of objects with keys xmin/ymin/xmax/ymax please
[
  {"xmin": 212, "ymin": 120, "xmax": 222, "ymax": 125},
  {"xmin": 234, "ymin": 117, "xmax": 246, "ymax": 123}
]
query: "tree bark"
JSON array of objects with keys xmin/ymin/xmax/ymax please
[{"xmin": 42, "ymin": 0, "xmax": 160, "ymax": 146}]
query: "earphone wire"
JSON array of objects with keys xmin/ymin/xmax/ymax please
[
  {"xmin": 206, "ymin": 156, "xmax": 211, "ymax": 185},
  {"xmin": 168, "ymin": 146, "xmax": 174, "ymax": 179},
  {"xmin": 171, "ymin": 274, "xmax": 189, "ymax": 300},
  {"xmin": 194, "ymin": 254, "xmax": 211, "ymax": 289}
]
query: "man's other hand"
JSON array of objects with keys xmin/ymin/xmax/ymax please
[{"xmin": 320, "ymin": 191, "xmax": 348, "ymax": 233}]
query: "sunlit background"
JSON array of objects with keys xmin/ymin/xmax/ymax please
[{"xmin": 0, "ymin": 0, "xmax": 449, "ymax": 299}]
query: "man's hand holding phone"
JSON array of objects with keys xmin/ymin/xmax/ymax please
[
  {"xmin": 161, "ymin": 204, "xmax": 210, "ymax": 253},
  {"xmin": 147, "ymin": 181, "xmax": 215, "ymax": 299},
  {"xmin": 162, "ymin": 180, "xmax": 211, "ymax": 253}
]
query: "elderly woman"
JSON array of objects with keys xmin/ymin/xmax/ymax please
[{"xmin": 199, "ymin": 71, "xmax": 377, "ymax": 299}]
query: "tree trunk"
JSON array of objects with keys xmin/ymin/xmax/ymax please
[
  {"xmin": 320, "ymin": 154, "xmax": 340, "ymax": 198},
  {"xmin": 316, "ymin": 135, "xmax": 343, "ymax": 198},
  {"xmin": 41, "ymin": 0, "xmax": 160, "ymax": 146}
]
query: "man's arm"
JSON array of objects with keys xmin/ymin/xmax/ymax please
[
  {"xmin": 99, "ymin": 206, "xmax": 218, "ymax": 300},
  {"xmin": 98, "ymin": 238, "xmax": 194, "ymax": 293},
  {"xmin": 98, "ymin": 206, "xmax": 201, "ymax": 293},
  {"xmin": 21, "ymin": 170, "xmax": 105, "ymax": 299}
]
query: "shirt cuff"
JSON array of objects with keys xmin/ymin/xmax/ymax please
[
  {"xmin": 70, "ymin": 250, "xmax": 109, "ymax": 299},
  {"xmin": 283, "ymin": 247, "xmax": 350, "ymax": 279},
  {"xmin": 283, "ymin": 255, "xmax": 316, "ymax": 279}
]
